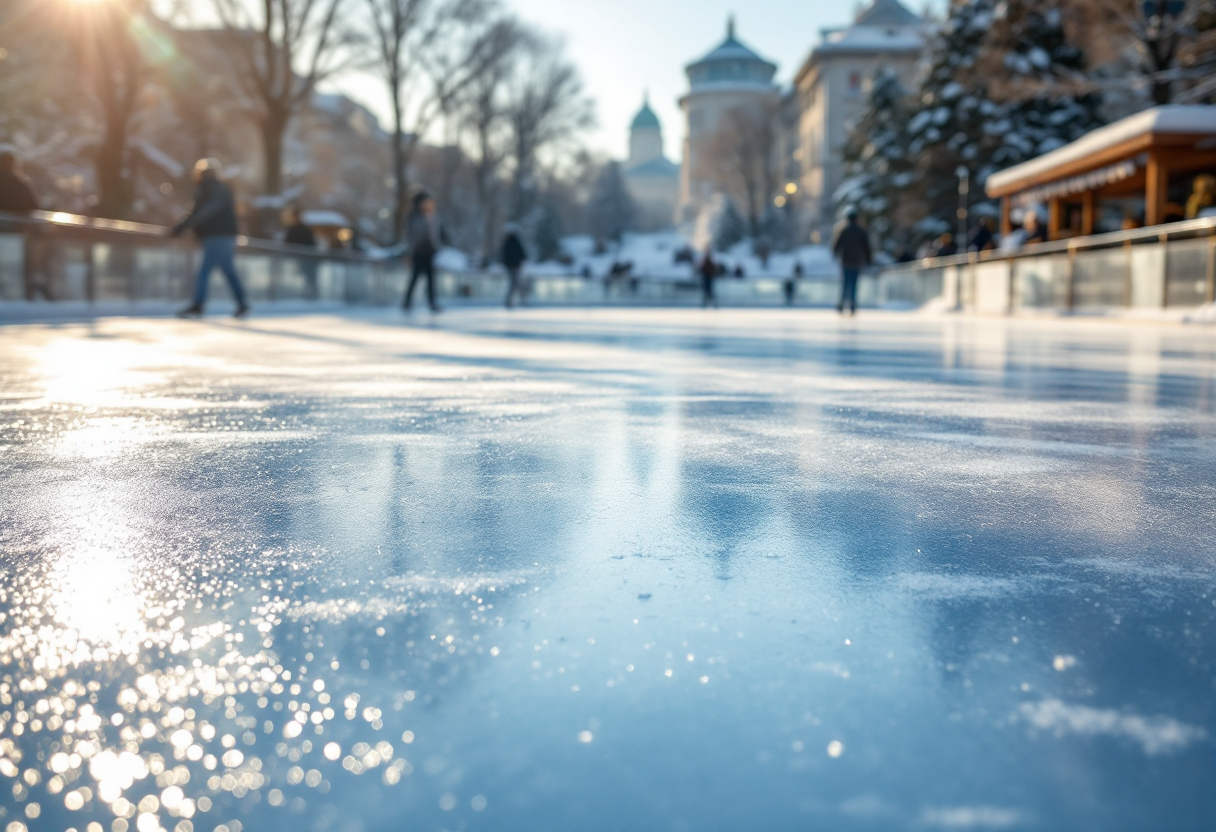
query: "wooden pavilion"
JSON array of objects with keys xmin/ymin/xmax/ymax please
[{"xmin": 986, "ymin": 105, "xmax": 1216, "ymax": 240}]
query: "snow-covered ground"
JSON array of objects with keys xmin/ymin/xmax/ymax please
[{"xmin": 527, "ymin": 229, "xmax": 839, "ymax": 281}]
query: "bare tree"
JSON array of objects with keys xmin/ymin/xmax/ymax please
[
  {"xmin": 502, "ymin": 32, "xmax": 594, "ymax": 221},
  {"xmin": 365, "ymin": 0, "xmax": 520, "ymax": 241},
  {"xmin": 705, "ymin": 99, "xmax": 780, "ymax": 237},
  {"xmin": 209, "ymin": 0, "xmax": 354, "ymax": 197}
]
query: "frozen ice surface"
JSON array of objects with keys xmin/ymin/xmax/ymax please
[{"xmin": 0, "ymin": 309, "xmax": 1214, "ymax": 831}]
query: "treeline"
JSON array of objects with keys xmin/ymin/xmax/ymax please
[
  {"xmin": 0, "ymin": 0, "xmax": 610, "ymax": 259},
  {"xmin": 838, "ymin": 0, "xmax": 1216, "ymax": 251}
]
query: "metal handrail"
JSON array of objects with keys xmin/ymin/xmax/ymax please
[{"xmin": 889, "ymin": 216, "xmax": 1216, "ymax": 272}]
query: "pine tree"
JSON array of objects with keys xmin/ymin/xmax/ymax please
[
  {"xmin": 586, "ymin": 161, "xmax": 637, "ymax": 245},
  {"xmin": 836, "ymin": 67, "xmax": 915, "ymax": 251},
  {"xmin": 712, "ymin": 197, "xmax": 748, "ymax": 252},
  {"xmin": 532, "ymin": 201, "xmax": 565, "ymax": 262}
]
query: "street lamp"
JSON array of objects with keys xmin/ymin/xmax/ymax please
[{"xmin": 956, "ymin": 165, "xmax": 970, "ymax": 249}]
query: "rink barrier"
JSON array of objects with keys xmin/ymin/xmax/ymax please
[
  {"xmin": 0, "ymin": 211, "xmax": 863, "ymax": 310},
  {"xmin": 878, "ymin": 217, "xmax": 1216, "ymax": 313}
]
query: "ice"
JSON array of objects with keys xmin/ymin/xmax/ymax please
[{"xmin": 0, "ymin": 309, "xmax": 1214, "ymax": 831}]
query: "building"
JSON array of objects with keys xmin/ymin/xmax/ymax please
[
  {"xmin": 792, "ymin": 0, "xmax": 924, "ymax": 242},
  {"xmin": 678, "ymin": 18, "xmax": 779, "ymax": 222},
  {"xmin": 622, "ymin": 96, "xmax": 680, "ymax": 230},
  {"xmin": 986, "ymin": 105, "xmax": 1216, "ymax": 238}
]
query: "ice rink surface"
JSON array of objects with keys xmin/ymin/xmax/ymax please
[{"xmin": 1, "ymin": 308, "xmax": 1214, "ymax": 831}]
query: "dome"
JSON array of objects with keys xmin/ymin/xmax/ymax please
[
  {"xmin": 685, "ymin": 17, "xmax": 777, "ymax": 88},
  {"xmin": 631, "ymin": 100, "xmax": 661, "ymax": 131}
]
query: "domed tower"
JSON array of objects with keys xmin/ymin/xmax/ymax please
[
  {"xmin": 679, "ymin": 16, "xmax": 778, "ymax": 220},
  {"xmin": 628, "ymin": 95, "xmax": 664, "ymax": 167}
]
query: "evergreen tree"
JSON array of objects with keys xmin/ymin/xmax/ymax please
[
  {"xmin": 712, "ymin": 197, "xmax": 747, "ymax": 252},
  {"xmin": 836, "ymin": 67, "xmax": 915, "ymax": 251},
  {"xmin": 532, "ymin": 201, "xmax": 565, "ymax": 262},
  {"xmin": 586, "ymin": 161, "xmax": 637, "ymax": 244}
]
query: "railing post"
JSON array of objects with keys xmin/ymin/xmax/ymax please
[
  {"xmin": 1065, "ymin": 242, "xmax": 1077, "ymax": 312},
  {"xmin": 1160, "ymin": 231, "xmax": 1170, "ymax": 309},
  {"xmin": 1123, "ymin": 239, "xmax": 1133, "ymax": 307},
  {"xmin": 85, "ymin": 243, "xmax": 96, "ymax": 305},
  {"xmin": 1007, "ymin": 258, "xmax": 1016, "ymax": 313},
  {"xmin": 1206, "ymin": 234, "xmax": 1215, "ymax": 305}
]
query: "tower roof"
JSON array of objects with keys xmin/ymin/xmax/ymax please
[
  {"xmin": 685, "ymin": 16, "xmax": 777, "ymax": 87},
  {"xmin": 854, "ymin": 0, "xmax": 921, "ymax": 28},
  {"xmin": 631, "ymin": 97, "xmax": 661, "ymax": 130}
]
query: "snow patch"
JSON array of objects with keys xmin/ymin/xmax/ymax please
[
  {"xmin": 1018, "ymin": 699, "xmax": 1206, "ymax": 755},
  {"xmin": 919, "ymin": 805, "xmax": 1023, "ymax": 829}
]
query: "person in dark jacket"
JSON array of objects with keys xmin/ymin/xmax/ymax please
[
  {"xmin": 501, "ymin": 224, "xmax": 527, "ymax": 309},
  {"xmin": 967, "ymin": 217, "xmax": 995, "ymax": 252},
  {"xmin": 832, "ymin": 208, "xmax": 871, "ymax": 315},
  {"xmin": 283, "ymin": 206, "xmax": 319, "ymax": 299},
  {"xmin": 934, "ymin": 232, "xmax": 959, "ymax": 258},
  {"xmin": 171, "ymin": 158, "xmax": 249, "ymax": 318},
  {"xmin": 403, "ymin": 192, "xmax": 440, "ymax": 313},
  {"xmin": 0, "ymin": 151, "xmax": 38, "ymax": 214},
  {"xmin": 698, "ymin": 248, "xmax": 718, "ymax": 308}
]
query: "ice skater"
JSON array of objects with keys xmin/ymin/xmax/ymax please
[
  {"xmin": 699, "ymin": 248, "xmax": 718, "ymax": 308},
  {"xmin": 501, "ymin": 224, "xmax": 528, "ymax": 309},
  {"xmin": 403, "ymin": 191, "xmax": 441, "ymax": 313},
  {"xmin": 172, "ymin": 158, "xmax": 249, "ymax": 319},
  {"xmin": 832, "ymin": 208, "xmax": 870, "ymax": 315}
]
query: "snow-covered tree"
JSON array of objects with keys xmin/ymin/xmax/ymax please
[
  {"xmin": 586, "ymin": 161, "xmax": 636, "ymax": 244},
  {"xmin": 836, "ymin": 67, "xmax": 915, "ymax": 251},
  {"xmin": 532, "ymin": 201, "xmax": 565, "ymax": 262},
  {"xmin": 712, "ymin": 197, "xmax": 748, "ymax": 252}
]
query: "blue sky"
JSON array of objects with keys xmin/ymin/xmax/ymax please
[{"xmin": 333, "ymin": 0, "xmax": 870, "ymax": 161}]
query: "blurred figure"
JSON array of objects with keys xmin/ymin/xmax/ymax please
[
  {"xmin": 1022, "ymin": 211, "xmax": 1047, "ymax": 245},
  {"xmin": 934, "ymin": 232, "xmax": 958, "ymax": 258},
  {"xmin": 171, "ymin": 158, "xmax": 248, "ymax": 319},
  {"xmin": 283, "ymin": 206, "xmax": 319, "ymax": 299},
  {"xmin": 967, "ymin": 217, "xmax": 995, "ymax": 252},
  {"xmin": 784, "ymin": 260, "xmax": 803, "ymax": 306},
  {"xmin": 0, "ymin": 150, "xmax": 38, "ymax": 214},
  {"xmin": 832, "ymin": 208, "xmax": 871, "ymax": 315},
  {"xmin": 501, "ymin": 223, "xmax": 528, "ymax": 309},
  {"xmin": 0, "ymin": 150, "xmax": 49, "ymax": 301},
  {"xmin": 1186, "ymin": 174, "xmax": 1215, "ymax": 219},
  {"xmin": 698, "ymin": 248, "xmax": 717, "ymax": 308},
  {"xmin": 403, "ymin": 192, "xmax": 440, "ymax": 313}
]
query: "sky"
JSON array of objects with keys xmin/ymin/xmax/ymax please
[{"xmin": 336, "ymin": 0, "xmax": 871, "ymax": 162}]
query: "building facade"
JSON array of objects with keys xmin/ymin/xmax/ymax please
[
  {"xmin": 678, "ymin": 18, "xmax": 779, "ymax": 222},
  {"xmin": 792, "ymin": 0, "xmax": 924, "ymax": 242},
  {"xmin": 622, "ymin": 97, "xmax": 680, "ymax": 230}
]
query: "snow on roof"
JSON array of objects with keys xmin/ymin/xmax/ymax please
[
  {"xmin": 855, "ymin": 0, "xmax": 922, "ymax": 27},
  {"xmin": 301, "ymin": 210, "xmax": 350, "ymax": 228},
  {"xmin": 818, "ymin": 24, "xmax": 923, "ymax": 52},
  {"xmin": 987, "ymin": 105, "xmax": 1216, "ymax": 196}
]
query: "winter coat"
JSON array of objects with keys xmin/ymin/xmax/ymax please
[
  {"xmin": 832, "ymin": 222, "xmax": 871, "ymax": 269},
  {"xmin": 173, "ymin": 177, "xmax": 238, "ymax": 237},
  {"xmin": 698, "ymin": 254, "xmax": 717, "ymax": 279},
  {"xmin": 408, "ymin": 213, "xmax": 438, "ymax": 259},
  {"xmin": 0, "ymin": 170, "xmax": 38, "ymax": 214},
  {"xmin": 284, "ymin": 222, "xmax": 316, "ymax": 247},
  {"xmin": 501, "ymin": 233, "xmax": 527, "ymax": 269}
]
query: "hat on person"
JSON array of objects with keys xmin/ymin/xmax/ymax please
[{"xmin": 193, "ymin": 158, "xmax": 222, "ymax": 179}]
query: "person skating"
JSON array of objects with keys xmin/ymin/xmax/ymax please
[
  {"xmin": 171, "ymin": 158, "xmax": 249, "ymax": 319},
  {"xmin": 832, "ymin": 208, "xmax": 871, "ymax": 315},
  {"xmin": 501, "ymin": 224, "xmax": 527, "ymax": 309},
  {"xmin": 403, "ymin": 192, "xmax": 441, "ymax": 313},
  {"xmin": 698, "ymin": 248, "xmax": 717, "ymax": 308}
]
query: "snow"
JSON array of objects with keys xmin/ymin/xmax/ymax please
[
  {"xmin": 987, "ymin": 105, "xmax": 1216, "ymax": 196},
  {"xmin": 301, "ymin": 210, "xmax": 351, "ymax": 228},
  {"xmin": 131, "ymin": 138, "xmax": 185, "ymax": 179},
  {"xmin": 526, "ymin": 231, "xmax": 837, "ymax": 281}
]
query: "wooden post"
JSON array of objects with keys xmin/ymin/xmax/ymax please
[
  {"xmin": 1048, "ymin": 198, "xmax": 1063, "ymax": 241},
  {"xmin": 1001, "ymin": 197, "xmax": 1012, "ymax": 237},
  {"xmin": 1160, "ymin": 231, "xmax": 1170, "ymax": 308},
  {"xmin": 1081, "ymin": 191, "xmax": 1095, "ymax": 237},
  {"xmin": 1145, "ymin": 152, "xmax": 1167, "ymax": 227},
  {"xmin": 1066, "ymin": 241, "xmax": 1077, "ymax": 311}
]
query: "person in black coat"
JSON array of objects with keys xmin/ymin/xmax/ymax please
[
  {"xmin": 501, "ymin": 224, "xmax": 528, "ymax": 309},
  {"xmin": 283, "ymin": 206, "xmax": 319, "ymax": 299},
  {"xmin": 698, "ymin": 248, "xmax": 718, "ymax": 308},
  {"xmin": 171, "ymin": 158, "xmax": 249, "ymax": 318},
  {"xmin": 0, "ymin": 151, "xmax": 38, "ymax": 214},
  {"xmin": 832, "ymin": 208, "xmax": 871, "ymax": 315},
  {"xmin": 403, "ymin": 192, "xmax": 441, "ymax": 313}
]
